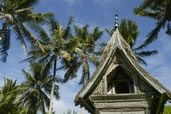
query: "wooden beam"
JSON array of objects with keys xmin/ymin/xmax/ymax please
[{"xmin": 156, "ymin": 93, "xmax": 168, "ymax": 114}]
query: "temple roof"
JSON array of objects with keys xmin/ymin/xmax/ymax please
[{"xmin": 75, "ymin": 28, "xmax": 171, "ymax": 111}]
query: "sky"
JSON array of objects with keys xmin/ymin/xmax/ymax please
[{"xmin": 0, "ymin": 0, "xmax": 171, "ymax": 114}]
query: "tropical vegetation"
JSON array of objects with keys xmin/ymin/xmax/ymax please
[
  {"xmin": 0, "ymin": 0, "xmax": 52, "ymax": 62},
  {"xmin": 0, "ymin": 78, "xmax": 26, "ymax": 114},
  {"xmin": 25, "ymin": 16, "xmax": 79, "ymax": 114},
  {"xmin": 134, "ymin": 0, "xmax": 171, "ymax": 48},
  {"xmin": 21, "ymin": 62, "xmax": 60, "ymax": 114},
  {"xmin": 73, "ymin": 24, "xmax": 103, "ymax": 85},
  {"xmin": 164, "ymin": 106, "xmax": 171, "ymax": 114}
]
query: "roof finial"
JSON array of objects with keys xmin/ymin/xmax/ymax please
[{"xmin": 115, "ymin": 10, "xmax": 119, "ymax": 29}]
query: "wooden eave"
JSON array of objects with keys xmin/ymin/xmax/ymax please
[{"xmin": 90, "ymin": 93, "xmax": 153, "ymax": 102}]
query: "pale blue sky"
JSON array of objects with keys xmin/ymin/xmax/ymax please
[{"xmin": 0, "ymin": 0, "xmax": 171, "ymax": 114}]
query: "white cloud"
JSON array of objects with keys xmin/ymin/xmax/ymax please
[{"xmin": 63, "ymin": 0, "xmax": 80, "ymax": 6}]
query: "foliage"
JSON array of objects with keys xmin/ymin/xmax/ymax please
[
  {"xmin": 21, "ymin": 62, "xmax": 60, "ymax": 114},
  {"xmin": 0, "ymin": 78, "xmax": 27, "ymax": 114},
  {"xmin": 134, "ymin": 0, "xmax": 171, "ymax": 48},
  {"xmin": 164, "ymin": 106, "xmax": 171, "ymax": 114},
  {"xmin": 73, "ymin": 24, "xmax": 103, "ymax": 85},
  {"xmin": 163, "ymin": 106, "xmax": 171, "ymax": 114},
  {"xmin": 25, "ymin": 16, "xmax": 79, "ymax": 114},
  {"xmin": 105, "ymin": 19, "xmax": 157, "ymax": 65},
  {"xmin": 0, "ymin": 0, "xmax": 53, "ymax": 62},
  {"xmin": 0, "ymin": 62, "xmax": 60, "ymax": 114}
]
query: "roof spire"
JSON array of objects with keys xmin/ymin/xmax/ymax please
[{"xmin": 115, "ymin": 10, "xmax": 119, "ymax": 29}]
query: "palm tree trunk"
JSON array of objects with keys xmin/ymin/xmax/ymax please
[{"xmin": 48, "ymin": 57, "xmax": 57, "ymax": 114}]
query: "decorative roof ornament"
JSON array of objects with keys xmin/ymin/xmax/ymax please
[{"xmin": 114, "ymin": 10, "xmax": 119, "ymax": 29}]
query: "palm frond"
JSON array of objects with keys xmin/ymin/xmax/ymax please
[
  {"xmin": 30, "ymin": 12, "xmax": 54, "ymax": 24},
  {"xmin": 20, "ymin": 23, "xmax": 45, "ymax": 52},
  {"xmin": 0, "ymin": 29, "xmax": 10, "ymax": 62},
  {"xmin": 92, "ymin": 27, "xmax": 103, "ymax": 41},
  {"xmin": 136, "ymin": 56, "xmax": 147, "ymax": 66},
  {"xmin": 18, "ymin": 0, "xmax": 39, "ymax": 8},
  {"xmin": 0, "ymin": 13, "xmax": 13, "ymax": 22},
  {"xmin": 63, "ymin": 16, "xmax": 73, "ymax": 39},
  {"xmin": 105, "ymin": 28, "xmax": 113, "ymax": 36},
  {"xmin": 166, "ymin": 22, "xmax": 171, "ymax": 35},
  {"xmin": 134, "ymin": 9, "xmax": 163, "ymax": 20},
  {"xmin": 13, "ymin": 24, "xmax": 27, "ymax": 52},
  {"xmin": 15, "ymin": 7, "xmax": 33, "ymax": 13},
  {"xmin": 89, "ymin": 55, "xmax": 99, "ymax": 66},
  {"xmin": 135, "ymin": 50, "xmax": 158, "ymax": 57},
  {"xmin": 49, "ymin": 16, "xmax": 59, "ymax": 31},
  {"xmin": 143, "ymin": 19, "xmax": 165, "ymax": 47},
  {"xmin": 22, "ymin": 69, "xmax": 35, "ymax": 84},
  {"xmin": 134, "ymin": 0, "xmax": 154, "ymax": 12},
  {"xmin": 39, "ymin": 89, "xmax": 50, "ymax": 107},
  {"xmin": 62, "ymin": 58, "xmax": 81, "ymax": 83}
]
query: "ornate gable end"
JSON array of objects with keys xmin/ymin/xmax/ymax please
[{"xmin": 91, "ymin": 48, "xmax": 159, "ymax": 97}]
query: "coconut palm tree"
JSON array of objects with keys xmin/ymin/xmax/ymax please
[
  {"xmin": 21, "ymin": 62, "xmax": 59, "ymax": 114},
  {"xmin": 73, "ymin": 24, "xmax": 103, "ymax": 85},
  {"xmin": 0, "ymin": 0, "xmax": 53, "ymax": 62},
  {"xmin": 134, "ymin": 0, "xmax": 171, "ymax": 47},
  {"xmin": 0, "ymin": 78, "xmax": 27, "ymax": 114},
  {"xmin": 105, "ymin": 19, "xmax": 157, "ymax": 65},
  {"xmin": 26, "ymin": 16, "xmax": 79, "ymax": 114}
]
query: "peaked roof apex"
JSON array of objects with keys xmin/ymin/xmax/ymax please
[{"xmin": 103, "ymin": 28, "xmax": 138, "ymax": 62}]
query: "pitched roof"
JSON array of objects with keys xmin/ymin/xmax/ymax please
[{"xmin": 75, "ymin": 28, "xmax": 171, "ymax": 108}]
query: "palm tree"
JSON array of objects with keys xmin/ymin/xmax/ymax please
[
  {"xmin": 26, "ymin": 16, "xmax": 79, "ymax": 114},
  {"xmin": 73, "ymin": 24, "xmax": 103, "ymax": 85},
  {"xmin": 71, "ymin": 24, "xmax": 103, "ymax": 114},
  {"xmin": 0, "ymin": 0, "xmax": 53, "ymax": 62},
  {"xmin": 0, "ymin": 78, "xmax": 27, "ymax": 114},
  {"xmin": 134, "ymin": 0, "xmax": 171, "ymax": 47},
  {"xmin": 105, "ymin": 19, "xmax": 157, "ymax": 65},
  {"xmin": 21, "ymin": 62, "xmax": 59, "ymax": 114}
]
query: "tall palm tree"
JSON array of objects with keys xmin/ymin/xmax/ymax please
[
  {"xmin": 0, "ymin": 78, "xmax": 27, "ymax": 114},
  {"xmin": 21, "ymin": 62, "xmax": 59, "ymax": 114},
  {"xmin": 105, "ymin": 19, "xmax": 157, "ymax": 65},
  {"xmin": 26, "ymin": 16, "xmax": 79, "ymax": 114},
  {"xmin": 0, "ymin": 0, "xmax": 53, "ymax": 62},
  {"xmin": 134, "ymin": 0, "xmax": 171, "ymax": 47},
  {"xmin": 73, "ymin": 24, "xmax": 103, "ymax": 85}
]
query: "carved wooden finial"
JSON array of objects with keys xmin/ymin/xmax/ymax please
[{"xmin": 115, "ymin": 10, "xmax": 119, "ymax": 29}]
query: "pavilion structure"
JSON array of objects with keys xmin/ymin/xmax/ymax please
[{"xmin": 75, "ymin": 14, "xmax": 171, "ymax": 114}]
